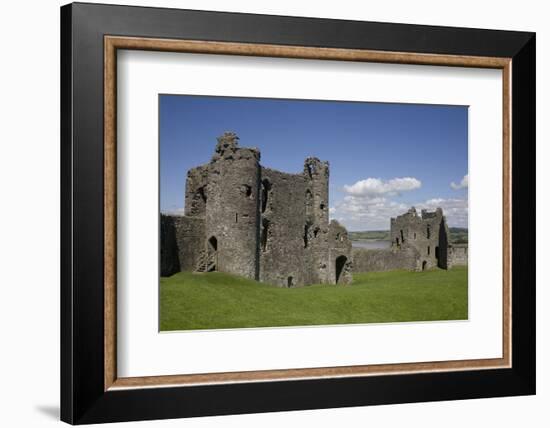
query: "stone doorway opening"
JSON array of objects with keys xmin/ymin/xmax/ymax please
[
  {"xmin": 422, "ymin": 260, "xmax": 427, "ymax": 271},
  {"xmin": 208, "ymin": 236, "xmax": 217, "ymax": 252},
  {"xmin": 335, "ymin": 255, "xmax": 347, "ymax": 284},
  {"xmin": 206, "ymin": 236, "xmax": 217, "ymax": 271},
  {"xmin": 287, "ymin": 276, "xmax": 293, "ymax": 288}
]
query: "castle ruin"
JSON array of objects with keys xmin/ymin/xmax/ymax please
[
  {"xmin": 392, "ymin": 207, "xmax": 449, "ymax": 270},
  {"xmin": 161, "ymin": 132, "xmax": 352, "ymax": 287},
  {"xmin": 161, "ymin": 132, "xmax": 467, "ymax": 286},
  {"xmin": 352, "ymin": 207, "xmax": 468, "ymax": 272}
]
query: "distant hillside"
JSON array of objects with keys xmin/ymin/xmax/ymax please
[
  {"xmin": 348, "ymin": 230, "xmax": 390, "ymax": 240},
  {"xmin": 349, "ymin": 227, "xmax": 468, "ymax": 244},
  {"xmin": 448, "ymin": 227, "xmax": 468, "ymax": 244}
]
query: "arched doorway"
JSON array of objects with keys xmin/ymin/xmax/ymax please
[
  {"xmin": 206, "ymin": 236, "xmax": 217, "ymax": 271},
  {"xmin": 335, "ymin": 255, "xmax": 347, "ymax": 284},
  {"xmin": 208, "ymin": 236, "xmax": 217, "ymax": 252},
  {"xmin": 287, "ymin": 276, "xmax": 293, "ymax": 288},
  {"xmin": 422, "ymin": 260, "xmax": 427, "ymax": 271}
]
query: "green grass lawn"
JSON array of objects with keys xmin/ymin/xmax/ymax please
[{"xmin": 160, "ymin": 267, "xmax": 468, "ymax": 331}]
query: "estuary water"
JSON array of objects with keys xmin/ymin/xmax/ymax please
[{"xmin": 351, "ymin": 239, "xmax": 391, "ymax": 249}]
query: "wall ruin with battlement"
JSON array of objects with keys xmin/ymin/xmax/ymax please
[{"xmin": 390, "ymin": 207, "xmax": 450, "ymax": 270}]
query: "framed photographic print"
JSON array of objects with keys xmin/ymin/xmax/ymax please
[{"xmin": 60, "ymin": 2, "xmax": 535, "ymax": 424}]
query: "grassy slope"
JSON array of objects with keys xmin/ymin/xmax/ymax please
[{"xmin": 160, "ymin": 267, "xmax": 468, "ymax": 331}]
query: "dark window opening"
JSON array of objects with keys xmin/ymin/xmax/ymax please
[
  {"xmin": 427, "ymin": 246, "xmax": 430, "ymax": 255},
  {"xmin": 261, "ymin": 218, "xmax": 270, "ymax": 252},
  {"xmin": 400, "ymin": 229, "xmax": 405, "ymax": 243},
  {"xmin": 396, "ymin": 237, "xmax": 399, "ymax": 246},
  {"xmin": 235, "ymin": 213, "xmax": 238, "ymax": 223},
  {"xmin": 305, "ymin": 189, "xmax": 313, "ymax": 214},
  {"xmin": 304, "ymin": 223, "xmax": 311, "ymax": 248},
  {"xmin": 240, "ymin": 184, "xmax": 252, "ymax": 198},
  {"xmin": 335, "ymin": 255, "xmax": 347, "ymax": 284},
  {"xmin": 313, "ymin": 227, "xmax": 320, "ymax": 238},
  {"xmin": 435, "ymin": 246, "xmax": 440, "ymax": 260},
  {"xmin": 287, "ymin": 276, "xmax": 293, "ymax": 288},
  {"xmin": 197, "ymin": 186, "xmax": 207, "ymax": 203},
  {"xmin": 427, "ymin": 225, "xmax": 431, "ymax": 239},
  {"xmin": 261, "ymin": 179, "xmax": 271, "ymax": 213},
  {"xmin": 320, "ymin": 203, "xmax": 325, "ymax": 210},
  {"xmin": 414, "ymin": 232, "xmax": 417, "ymax": 240}
]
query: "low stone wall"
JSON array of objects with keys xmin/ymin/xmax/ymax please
[
  {"xmin": 160, "ymin": 215, "xmax": 205, "ymax": 276},
  {"xmin": 160, "ymin": 215, "xmax": 179, "ymax": 276},
  {"xmin": 352, "ymin": 244, "xmax": 420, "ymax": 273},
  {"xmin": 449, "ymin": 244, "xmax": 468, "ymax": 266}
]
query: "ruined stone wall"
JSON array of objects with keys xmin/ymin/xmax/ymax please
[
  {"xmin": 449, "ymin": 244, "xmax": 468, "ymax": 266},
  {"xmin": 259, "ymin": 158, "xmax": 332, "ymax": 287},
  {"xmin": 160, "ymin": 215, "xmax": 205, "ymax": 276},
  {"xmin": 390, "ymin": 207, "xmax": 449, "ymax": 270},
  {"xmin": 259, "ymin": 168, "xmax": 308, "ymax": 287},
  {"xmin": 160, "ymin": 215, "xmax": 180, "ymax": 276},
  {"xmin": 328, "ymin": 220, "xmax": 353, "ymax": 284},
  {"xmin": 352, "ymin": 244, "xmax": 420, "ymax": 273},
  {"xmin": 172, "ymin": 216, "xmax": 205, "ymax": 272},
  {"xmin": 184, "ymin": 164, "xmax": 210, "ymax": 217}
]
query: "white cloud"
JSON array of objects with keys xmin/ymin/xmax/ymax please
[
  {"xmin": 330, "ymin": 195, "xmax": 409, "ymax": 230},
  {"xmin": 331, "ymin": 186, "xmax": 468, "ymax": 230},
  {"xmin": 450, "ymin": 174, "xmax": 468, "ymax": 190},
  {"xmin": 343, "ymin": 177, "xmax": 421, "ymax": 197},
  {"xmin": 415, "ymin": 198, "xmax": 468, "ymax": 228}
]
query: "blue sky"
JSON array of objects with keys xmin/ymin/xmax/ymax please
[{"xmin": 160, "ymin": 95, "xmax": 468, "ymax": 230}]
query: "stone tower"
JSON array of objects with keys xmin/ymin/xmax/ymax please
[
  {"xmin": 206, "ymin": 132, "xmax": 261, "ymax": 279},
  {"xmin": 390, "ymin": 207, "xmax": 450, "ymax": 270},
  {"xmin": 303, "ymin": 157, "xmax": 330, "ymax": 284}
]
